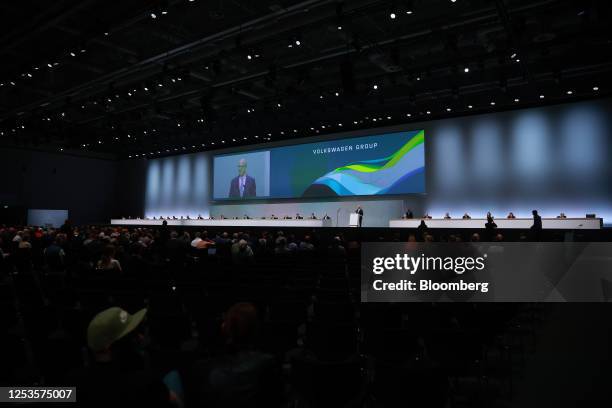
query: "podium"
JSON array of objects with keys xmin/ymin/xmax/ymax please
[{"xmin": 349, "ymin": 213, "xmax": 360, "ymax": 227}]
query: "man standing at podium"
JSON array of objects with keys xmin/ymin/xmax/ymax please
[{"xmin": 356, "ymin": 206, "xmax": 364, "ymax": 227}]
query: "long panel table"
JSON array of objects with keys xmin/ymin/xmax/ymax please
[
  {"xmin": 110, "ymin": 218, "xmax": 333, "ymax": 227},
  {"xmin": 389, "ymin": 218, "xmax": 602, "ymax": 230}
]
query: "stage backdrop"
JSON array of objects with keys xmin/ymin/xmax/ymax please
[
  {"xmin": 213, "ymin": 130, "xmax": 425, "ymax": 200},
  {"xmin": 141, "ymin": 98, "xmax": 612, "ymax": 227}
]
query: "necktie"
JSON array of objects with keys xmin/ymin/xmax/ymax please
[{"xmin": 240, "ymin": 178, "xmax": 244, "ymax": 197}]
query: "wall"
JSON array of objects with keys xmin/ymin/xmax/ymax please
[
  {"xmin": 134, "ymin": 98, "xmax": 612, "ymax": 227},
  {"xmin": 0, "ymin": 147, "xmax": 117, "ymax": 224}
]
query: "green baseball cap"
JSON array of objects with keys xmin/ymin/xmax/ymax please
[{"xmin": 87, "ymin": 307, "xmax": 147, "ymax": 352}]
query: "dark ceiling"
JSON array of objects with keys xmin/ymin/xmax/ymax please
[{"xmin": 0, "ymin": 0, "xmax": 610, "ymax": 159}]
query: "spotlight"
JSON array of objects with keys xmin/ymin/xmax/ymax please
[
  {"xmin": 446, "ymin": 108, "xmax": 451, "ymax": 112},
  {"xmin": 593, "ymin": 86, "xmax": 599, "ymax": 91},
  {"xmin": 247, "ymin": 54, "xmax": 252, "ymax": 60},
  {"xmin": 566, "ymin": 90, "xmax": 573, "ymax": 95},
  {"xmin": 463, "ymin": 67, "xmax": 469, "ymax": 73},
  {"xmin": 539, "ymin": 94, "xmax": 545, "ymax": 99},
  {"xmin": 372, "ymin": 84, "xmax": 378, "ymax": 90},
  {"xmin": 514, "ymin": 98, "xmax": 520, "ymax": 102},
  {"xmin": 150, "ymin": 12, "xmax": 157, "ymax": 19},
  {"xmin": 490, "ymin": 101, "xmax": 495, "ymax": 106},
  {"xmin": 334, "ymin": 91, "xmax": 339, "ymax": 96},
  {"xmin": 468, "ymin": 105, "xmax": 473, "ymax": 109},
  {"xmin": 510, "ymin": 52, "xmax": 517, "ymax": 59},
  {"xmin": 69, "ymin": 52, "xmax": 76, "ymax": 57},
  {"xmin": 426, "ymin": 110, "xmax": 431, "ymax": 114},
  {"xmin": 337, "ymin": 25, "xmax": 342, "ymax": 30},
  {"xmin": 390, "ymin": 12, "xmax": 396, "ymax": 19}
]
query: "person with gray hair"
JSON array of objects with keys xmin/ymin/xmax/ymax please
[{"xmin": 229, "ymin": 158, "xmax": 257, "ymax": 198}]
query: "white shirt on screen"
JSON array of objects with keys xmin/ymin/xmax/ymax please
[{"xmin": 239, "ymin": 175, "xmax": 246, "ymax": 197}]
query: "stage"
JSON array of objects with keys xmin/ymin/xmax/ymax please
[
  {"xmin": 389, "ymin": 218, "xmax": 603, "ymax": 230},
  {"xmin": 109, "ymin": 217, "xmax": 602, "ymax": 230},
  {"xmin": 110, "ymin": 218, "xmax": 333, "ymax": 227}
]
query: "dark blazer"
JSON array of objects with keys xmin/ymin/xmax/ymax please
[
  {"xmin": 229, "ymin": 175, "xmax": 257, "ymax": 198},
  {"xmin": 532, "ymin": 214, "xmax": 542, "ymax": 230}
]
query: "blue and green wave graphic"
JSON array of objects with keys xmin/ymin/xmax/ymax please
[{"xmin": 305, "ymin": 130, "xmax": 425, "ymax": 196}]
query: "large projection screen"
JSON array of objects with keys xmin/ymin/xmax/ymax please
[{"xmin": 213, "ymin": 129, "xmax": 425, "ymax": 200}]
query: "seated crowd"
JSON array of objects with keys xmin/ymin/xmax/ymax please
[{"xmin": 0, "ymin": 222, "xmax": 578, "ymax": 407}]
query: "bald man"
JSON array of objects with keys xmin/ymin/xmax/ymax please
[{"xmin": 229, "ymin": 158, "xmax": 257, "ymax": 198}]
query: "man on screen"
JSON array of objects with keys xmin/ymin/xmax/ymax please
[{"xmin": 229, "ymin": 158, "xmax": 257, "ymax": 198}]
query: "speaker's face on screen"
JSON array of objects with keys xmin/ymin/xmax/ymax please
[{"xmin": 238, "ymin": 159, "xmax": 247, "ymax": 176}]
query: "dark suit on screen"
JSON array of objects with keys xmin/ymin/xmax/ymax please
[{"xmin": 229, "ymin": 175, "xmax": 257, "ymax": 198}]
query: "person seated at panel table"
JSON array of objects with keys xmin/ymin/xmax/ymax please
[
  {"xmin": 309, "ymin": 213, "xmax": 317, "ymax": 219},
  {"xmin": 172, "ymin": 216, "xmax": 178, "ymax": 220},
  {"xmin": 557, "ymin": 212, "xmax": 567, "ymax": 219},
  {"xmin": 507, "ymin": 212, "xmax": 516, "ymax": 219},
  {"xmin": 220, "ymin": 214, "xmax": 226, "ymax": 219},
  {"xmin": 296, "ymin": 213, "xmax": 303, "ymax": 219},
  {"xmin": 444, "ymin": 212, "xmax": 452, "ymax": 220},
  {"xmin": 323, "ymin": 214, "xmax": 331, "ymax": 220},
  {"xmin": 243, "ymin": 214, "xmax": 250, "ymax": 219},
  {"xmin": 197, "ymin": 214, "xmax": 204, "ymax": 220},
  {"xmin": 186, "ymin": 215, "xmax": 191, "ymax": 220},
  {"xmin": 283, "ymin": 215, "xmax": 292, "ymax": 219},
  {"xmin": 402, "ymin": 209, "xmax": 414, "ymax": 219},
  {"xmin": 462, "ymin": 212, "xmax": 471, "ymax": 219},
  {"xmin": 270, "ymin": 214, "xmax": 278, "ymax": 219},
  {"xmin": 422, "ymin": 213, "xmax": 432, "ymax": 219}
]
